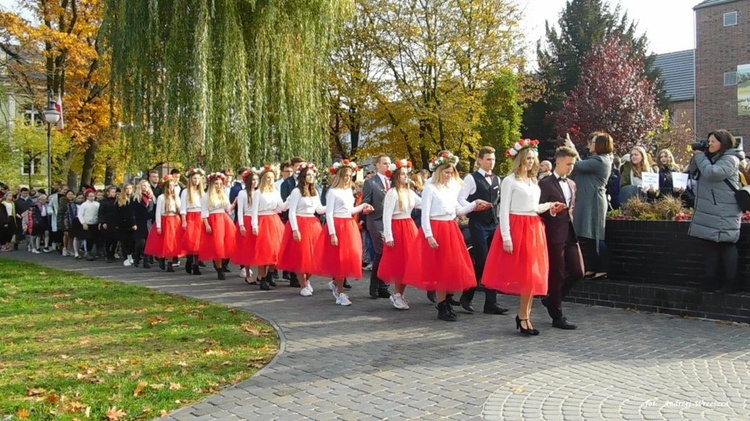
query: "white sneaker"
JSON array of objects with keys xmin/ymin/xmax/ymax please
[
  {"xmin": 123, "ymin": 259, "xmax": 132, "ymax": 267},
  {"xmin": 173, "ymin": 261, "xmax": 180, "ymax": 267},
  {"xmin": 240, "ymin": 267, "xmax": 247, "ymax": 278},
  {"xmin": 328, "ymin": 280, "xmax": 338, "ymax": 298},
  {"xmin": 31, "ymin": 249, "xmax": 41, "ymax": 254},
  {"xmin": 390, "ymin": 293, "xmax": 409, "ymax": 310},
  {"xmin": 336, "ymin": 293, "xmax": 352, "ymax": 306},
  {"xmin": 62, "ymin": 249, "xmax": 69, "ymax": 257},
  {"xmin": 127, "ymin": 255, "xmax": 134, "ymax": 265},
  {"xmin": 363, "ymin": 263, "xmax": 373, "ymax": 271},
  {"xmin": 300, "ymin": 286, "xmax": 313, "ymax": 297},
  {"xmin": 307, "ymin": 282, "xmax": 314, "ymax": 293}
]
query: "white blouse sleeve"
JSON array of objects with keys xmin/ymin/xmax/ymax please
[
  {"xmin": 382, "ymin": 189, "xmax": 397, "ymax": 242},
  {"xmin": 413, "ymin": 191, "xmax": 422, "ymax": 209},
  {"xmin": 180, "ymin": 190, "xmax": 188, "ymax": 215},
  {"xmin": 155, "ymin": 195, "xmax": 165, "ymax": 229},
  {"xmin": 288, "ymin": 189, "xmax": 302, "ymax": 231},
  {"xmin": 237, "ymin": 190, "xmax": 247, "ymax": 226},
  {"xmin": 275, "ymin": 190, "xmax": 290, "ymax": 213},
  {"xmin": 201, "ymin": 195, "xmax": 209, "ymax": 219},
  {"xmin": 421, "ymin": 185, "xmax": 434, "ymax": 238},
  {"xmin": 458, "ymin": 174, "xmax": 475, "ymax": 207},
  {"xmin": 325, "ymin": 189, "xmax": 337, "ymax": 236},
  {"xmin": 499, "ymin": 176, "xmax": 513, "ymax": 244}
]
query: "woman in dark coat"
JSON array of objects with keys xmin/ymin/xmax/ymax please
[
  {"xmin": 128, "ymin": 180, "xmax": 156, "ymax": 268},
  {"xmin": 98, "ymin": 186, "xmax": 120, "ymax": 262},
  {"xmin": 687, "ymin": 129, "xmax": 745, "ymax": 293},
  {"xmin": 571, "ymin": 132, "xmax": 614, "ymax": 280},
  {"xmin": 117, "ymin": 183, "xmax": 135, "ymax": 266}
]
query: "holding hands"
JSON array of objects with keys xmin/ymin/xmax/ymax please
[
  {"xmin": 474, "ymin": 199, "xmax": 492, "ymax": 211},
  {"xmin": 550, "ymin": 202, "xmax": 567, "ymax": 214},
  {"xmin": 362, "ymin": 204, "xmax": 375, "ymax": 214}
]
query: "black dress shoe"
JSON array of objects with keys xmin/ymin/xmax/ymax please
[
  {"xmin": 459, "ymin": 295, "xmax": 475, "ymax": 313},
  {"xmin": 377, "ymin": 289, "xmax": 391, "ymax": 299},
  {"xmin": 483, "ymin": 304, "xmax": 509, "ymax": 315},
  {"xmin": 540, "ymin": 296, "xmax": 549, "ymax": 308},
  {"xmin": 343, "ymin": 280, "xmax": 352, "ymax": 289},
  {"xmin": 552, "ymin": 317, "xmax": 577, "ymax": 330},
  {"xmin": 426, "ymin": 291, "xmax": 437, "ymax": 303}
]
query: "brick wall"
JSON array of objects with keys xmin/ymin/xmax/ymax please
[{"xmin": 695, "ymin": 0, "xmax": 750, "ymax": 150}]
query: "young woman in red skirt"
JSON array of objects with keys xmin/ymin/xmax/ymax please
[
  {"xmin": 145, "ymin": 177, "xmax": 184, "ymax": 271},
  {"xmin": 378, "ymin": 159, "xmax": 421, "ymax": 310},
  {"xmin": 404, "ymin": 151, "xmax": 491, "ymax": 321},
  {"xmin": 314, "ymin": 160, "xmax": 374, "ymax": 306},
  {"xmin": 232, "ymin": 168, "xmax": 259, "ymax": 285},
  {"xmin": 243, "ymin": 165, "xmax": 288, "ymax": 290},
  {"xmin": 482, "ymin": 140, "xmax": 565, "ymax": 335},
  {"xmin": 277, "ymin": 163, "xmax": 325, "ymax": 297},
  {"xmin": 180, "ymin": 168, "xmax": 205, "ymax": 275},
  {"xmin": 199, "ymin": 172, "xmax": 237, "ymax": 280}
]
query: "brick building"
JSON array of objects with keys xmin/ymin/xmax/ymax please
[{"xmin": 694, "ymin": 0, "xmax": 750, "ymax": 150}]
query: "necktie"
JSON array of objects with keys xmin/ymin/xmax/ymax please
[{"xmin": 384, "ymin": 178, "xmax": 390, "ymax": 190}]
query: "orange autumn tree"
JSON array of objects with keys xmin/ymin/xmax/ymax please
[{"xmin": 0, "ymin": 0, "xmax": 117, "ymax": 189}]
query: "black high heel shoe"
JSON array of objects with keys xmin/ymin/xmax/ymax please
[{"xmin": 515, "ymin": 315, "xmax": 540, "ymax": 336}]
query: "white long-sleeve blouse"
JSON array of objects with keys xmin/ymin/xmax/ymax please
[
  {"xmin": 325, "ymin": 188, "xmax": 367, "ymax": 235},
  {"xmin": 251, "ymin": 190, "xmax": 289, "ymax": 229},
  {"xmin": 382, "ymin": 189, "xmax": 422, "ymax": 242},
  {"xmin": 180, "ymin": 189, "xmax": 203, "ymax": 215},
  {"xmin": 287, "ymin": 188, "xmax": 325, "ymax": 231},
  {"xmin": 420, "ymin": 181, "xmax": 476, "ymax": 238},
  {"xmin": 498, "ymin": 173, "xmax": 551, "ymax": 244}
]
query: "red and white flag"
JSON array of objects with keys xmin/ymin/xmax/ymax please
[{"xmin": 55, "ymin": 93, "xmax": 64, "ymax": 131}]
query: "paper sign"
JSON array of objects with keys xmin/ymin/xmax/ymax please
[
  {"xmin": 671, "ymin": 172, "xmax": 688, "ymax": 190},
  {"xmin": 642, "ymin": 172, "xmax": 659, "ymax": 190}
]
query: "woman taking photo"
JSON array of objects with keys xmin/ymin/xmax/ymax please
[
  {"xmin": 200, "ymin": 172, "xmax": 237, "ymax": 280},
  {"xmin": 688, "ymin": 129, "xmax": 745, "ymax": 294},
  {"xmin": 406, "ymin": 151, "xmax": 490, "ymax": 321},
  {"xmin": 379, "ymin": 159, "xmax": 421, "ymax": 310},
  {"xmin": 483, "ymin": 140, "xmax": 565, "ymax": 335},
  {"xmin": 314, "ymin": 160, "xmax": 373, "ymax": 306},
  {"xmin": 571, "ymin": 132, "xmax": 614, "ymax": 280},
  {"xmin": 180, "ymin": 168, "xmax": 206, "ymax": 275},
  {"xmin": 277, "ymin": 163, "xmax": 326, "ymax": 296}
]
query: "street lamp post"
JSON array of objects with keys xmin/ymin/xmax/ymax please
[{"xmin": 43, "ymin": 90, "xmax": 60, "ymax": 195}]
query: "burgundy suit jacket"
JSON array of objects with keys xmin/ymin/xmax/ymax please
[{"xmin": 539, "ymin": 174, "xmax": 577, "ymax": 245}]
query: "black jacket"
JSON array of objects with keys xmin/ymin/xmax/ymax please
[
  {"xmin": 127, "ymin": 198, "xmax": 155, "ymax": 239},
  {"xmin": 98, "ymin": 197, "xmax": 119, "ymax": 231}
]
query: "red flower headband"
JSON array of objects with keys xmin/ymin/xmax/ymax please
[
  {"xmin": 506, "ymin": 138, "xmax": 540, "ymax": 158},
  {"xmin": 329, "ymin": 159, "xmax": 358, "ymax": 175},
  {"xmin": 385, "ymin": 159, "xmax": 413, "ymax": 177},
  {"xmin": 428, "ymin": 152, "xmax": 459, "ymax": 171},
  {"xmin": 296, "ymin": 162, "xmax": 318, "ymax": 176},
  {"xmin": 241, "ymin": 168, "xmax": 259, "ymax": 182},
  {"xmin": 207, "ymin": 172, "xmax": 228, "ymax": 184},
  {"xmin": 259, "ymin": 164, "xmax": 279, "ymax": 177},
  {"xmin": 186, "ymin": 167, "xmax": 205, "ymax": 177}
]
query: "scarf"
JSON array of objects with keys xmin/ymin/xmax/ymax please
[{"xmin": 142, "ymin": 193, "xmax": 151, "ymax": 207}]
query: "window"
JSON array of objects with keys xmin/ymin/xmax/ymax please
[
  {"xmin": 736, "ymin": 136, "xmax": 744, "ymax": 151},
  {"xmin": 724, "ymin": 11, "xmax": 738, "ymax": 27},
  {"xmin": 22, "ymin": 154, "xmax": 42, "ymax": 175},
  {"xmin": 724, "ymin": 71, "xmax": 737, "ymax": 86}
]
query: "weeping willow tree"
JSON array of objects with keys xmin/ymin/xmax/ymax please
[{"xmin": 105, "ymin": 0, "xmax": 352, "ymax": 170}]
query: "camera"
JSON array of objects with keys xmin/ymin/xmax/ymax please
[{"xmin": 691, "ymin": 139, "xmax": 709, "ymax": 152}]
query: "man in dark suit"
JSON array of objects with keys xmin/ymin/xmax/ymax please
[
  {"xmin": 458, "ymin": 146, "xmax": 508, "ymax": 315},
  {"xmin": 539, "ymin": 146, "xmax": 585, "ymax": 330},
  {"xmin": 363, "ymin": 154, "xmax": 392, "ymax": 299}
]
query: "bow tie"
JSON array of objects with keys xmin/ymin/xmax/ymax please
[
  {"xmin": 484, "ymin": 173, "xmax": 493, "ymax": 178},
  {"xmin": 557, "ymin": 176, "xmax": 567, "ymax": 182}
]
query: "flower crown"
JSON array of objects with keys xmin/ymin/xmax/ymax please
[
  {"xmin": 206, "ymin": 172, "xmax": 228, "ymax": 184},
  {"xmin": 159, "ymin": 175, "xmax": 173, "ymax": 186},
  {"xmin": 259, "ymin": 164, "xmax": 279, "ymax": 177},
  {"xmin": 241, "ymin": 167, "xmax": 259, "ymax": 182},
  {"xmin": 296, "ymin": 162, "xmax": 318, "ymax": 176},
  {"xmin": 186, "ymin": 167, "xmax": 205, "ymax": 177},
  {"xmin": 506, "ymin": 138, "xmax": 540, "ymax": 158},
  {"xmin": 329, "ymin": 159, "xmax": 358, "ymax": 175},
  {"xmin": 428, "ymin": 152, "xmax": 460, "ymax": 171},
  {"xmin": 386, "ymin": 159, "xmax": 413, "ymax": 177}
]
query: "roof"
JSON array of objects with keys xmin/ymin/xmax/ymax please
[
  {"xmin": 694, "ymin": 0, "xmax": 744, "ymax": 10},
  {"xmin": 652, "ymin": 49, "xmax": 695, "ymax": 102}
]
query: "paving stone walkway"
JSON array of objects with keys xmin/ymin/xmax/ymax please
[{"xmin": 4, "ymin": 253, "xmax": 750, "ymax": 420}]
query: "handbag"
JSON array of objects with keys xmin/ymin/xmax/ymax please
[{"xmin": 723, "ymin": 177, "xmax": 750, "ymax": 212}]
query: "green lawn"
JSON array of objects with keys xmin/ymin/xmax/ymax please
[{"xmin": 0, "ymin": 260, "xmax": 278, "ymax": 420}]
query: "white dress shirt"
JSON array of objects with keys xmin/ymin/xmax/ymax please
[
  {"xmin": 554, "ymin": 171, "xmax": 572, "ymax": 208},
  {"xmin": 383, "ymin": 189, "xmax": 422, "ymax": 242},
  {"xmin": 250, "ymin": 190, "xmax": 288, "ymax": 229},
  {"xmin": 325, "ymin": 188, "xmax": 367, "ymax": 235},
  {"xmin": 288, "ymin": 189, "xmax": 325, "ymax": 231},
  {"xmin": 377, "ymin": 173, "xmax": 390, "ymax": 190},
  {"xmin": 180, "ymin": 189, "xmax": 203, "ymax": 214},
  {"xmin": 420, "ymin": 180, "xmax": 476, "ymax": 238},
  {"xmin": 77, "ymin": 200, "xmax": 100, "ymax": 225},
  {"xmin": 155, "ymin": 194, "xmax": 179, "ymax": 228},
  {"xmin": 458, "ymin": 169, "xmax": 496, "ymax": 206},
  {"xmin": 499, "ymin": 173, "xmax": 551, "ymax": 245}
]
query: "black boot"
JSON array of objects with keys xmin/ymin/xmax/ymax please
[
  {"xmin": 222, "ymin": 259, "xmax": 231, "ymax": 273},
  {"xmin": 216, "ymin": 267, "xmax": 226, "ymax": 280},
  {"xmin": 159, "ymin": 258, "xmax": 166, "ymax": 270},
  {"xmin": 437, "ymin": 300, "xmax": 457, "ymax": 321},
  {"xmin": 289, "ymin": 272, "xmax": 301, "ymax": 288},
  {"xmin": 192, "ymin": 265, "xmax": 201, "ymax": 275},
  {"xmin": 266, "ymin": 272, "xmax": 277, "ymax": 287},
  {"xmin": 185, "ymin": 255, "xmax": 193, "ymax": 274},
  {"xmin": 142, "ymin": 259, "xmax": 151, "ymax": 269},
  {"xmin": 446, "ymin": 294, "xmax": 461, "ymax": 306},
  {"xmin": 259, "ymin": 277, "xmax": 271, "ymax": 291},
  {"xmin": 167, "ymin": 262, "xmax": 174, "ymax": 272}
]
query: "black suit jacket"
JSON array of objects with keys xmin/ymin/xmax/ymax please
[
  {"xmin": 539, "ymin": 175, "xmax": 577, "ymax": 245},
  {"xmin": 363, "ymin": 175, "xmax": 387, "ymax": 232}
]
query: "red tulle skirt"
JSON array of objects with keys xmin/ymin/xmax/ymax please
[
  {"xmin": 241, "ymin": 214, "xmax": 285, "ymax": 267},
  {"xmin": 145, "ymin": 215, "xmax": 185, "ymax": 258},
  {"xmin": 403, "ymin": 220, "xmax": 476, "ymax": 291},
  {"xmin": 277, "ymin": 216, "xmax": 323, "ymax": 274},
  {"xmin": 313, "ymin": 217, "xmax": 363, "ymax": 279},
  {"xmin": 482, "ymin": 214, "xmax": 549, "ymax": 296},
  {"xmin": 182, "ymin": 211, "xmax": 203, "ymax": 254},
  {"xmin": 378, "ymin": 218, "xmax": 419, "ymax": 285},
  {"xmin": 231, "ymin": 215, "xmax": 254, "ymax": 266},
  {"xmin": 198, "ymin": 212, "xmax": 237, "ymax": 261}
]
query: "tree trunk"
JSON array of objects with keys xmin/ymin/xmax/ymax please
[
  {"xmin": 104, "ymin": 161, "xmax": 115, "ymax": 185},
  {"xmin": 80, "ymin": 137, "xmax": 98, "ymax": 187},
  {"xmin": 67, "ymin": 171, "xmax": 78, "ymax": 192}
]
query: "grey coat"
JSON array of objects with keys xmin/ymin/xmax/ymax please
[
  {"xmin": 571, "ymin": 153, "xmax": 613, "ymax": 241},
  {"xmin": 688, "ymin": 149, "xmax": 744, "ymax": 243}
]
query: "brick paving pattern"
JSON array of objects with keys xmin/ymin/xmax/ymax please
[{"xmin": 5, "ymin": 253, "xmax": 749, "ymax": 420}]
